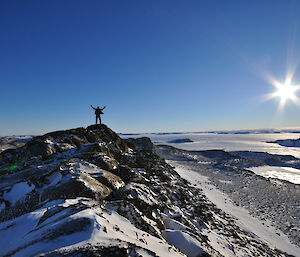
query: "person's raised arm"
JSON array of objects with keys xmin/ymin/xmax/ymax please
[
  {"xmin": 101, "ymin": 106, "xmax": 107, "ymax": 111},
  {"xmin": 90, "ymin": 105, "xmax": 96, "ymax": 110}
]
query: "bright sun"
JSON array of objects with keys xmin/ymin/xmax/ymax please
[
  {"xmin": 265, "ymin": 76, "xmax": 300, "ymax": 110},
  {"xmin": 274, "ymin": 82, "xmax": 298, "ymax": 102}
]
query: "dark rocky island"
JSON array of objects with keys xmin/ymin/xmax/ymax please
[
  {"xmin": 268, "ymin": 138, "xmax": 300, "ymax": 147},
  {"xmin": 168, "ymin": 138, "xmax": 194, "ymax": 143}
]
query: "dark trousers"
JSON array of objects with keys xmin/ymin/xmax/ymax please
[{"xmin": 96, "ymin": 115, "xmax": 101, "ymax": 124}]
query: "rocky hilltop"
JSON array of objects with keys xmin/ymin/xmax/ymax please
[{"xmin": 0, "ymin": 125, "xmax": 295, "ymax": 256}]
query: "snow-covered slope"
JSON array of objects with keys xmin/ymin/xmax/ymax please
[
  {"xmin": 0, "ymin": 125, "xmax": 298, "ymax": 256},
  {"xmin": 156, "ymin": 145, "xmax": 300, "ymax": 256}
]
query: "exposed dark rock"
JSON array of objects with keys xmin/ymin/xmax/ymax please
[
  {"xmin": 126, "ymin": 137, "xmax": 154, "ymax": 151},
  {"xmin": 93, "ymin": 169, "xmax": 125, "ymax": 190},
  {"xmin": 93, "ymin": 155, "xmax": 119, "ymax": 170},
  {"xmin": 110, "ymin": 165, "xmax": 134, "ymax": 183},
  {"xmin": 168, "ymin": 138, "xmax": 194, "ymax": 143},
  {"xmin": 268, "ymin": 138, "xmax": 300, "ymax": 147},
  {"xmin": 0, "ymin": 124, "xmax": 128, "ymax": 168}
]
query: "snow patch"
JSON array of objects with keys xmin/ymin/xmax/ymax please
[
  {"xmin": 203, "ymin": 230, "xmax": 236, "ymax": 257},
  {"xmin": 162, "ymin": 229, "xmax": 205, "ymax": 257},
  {"xmin": 3, "ymin": 182, "xmax": 35, "ymax": 205},
  {"xmin": 70, "ymin": 160, "xmax": 103, "ymax": 175},
  {"xmin": 162, "ymin": 214, "xmax": 191, "ymax": 232},
  {"xmin": 249, "ymin": 166, "xmax": 300, "ymax": 184}
]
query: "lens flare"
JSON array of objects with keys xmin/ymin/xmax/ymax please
[{"xmin": 9, "ymin": 164, "xmax": 19, "ymax": 171}]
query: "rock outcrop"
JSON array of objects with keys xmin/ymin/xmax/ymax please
[{"xmin": 0, "ymin": 125, "xmax": 295, "ymax": 256}]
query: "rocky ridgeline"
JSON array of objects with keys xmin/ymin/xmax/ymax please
[{"xmin": 0, "ymin": 125, "xmax": 293, "ymax": 256}]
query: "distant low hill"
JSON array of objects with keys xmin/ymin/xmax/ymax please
[
  {"xmin": 168, "ymin": 138, "xmax": 194, "ymax": 143},
  {"xmin": 269, "ymin": 138, "xmax": 300, "ymax": 147}
]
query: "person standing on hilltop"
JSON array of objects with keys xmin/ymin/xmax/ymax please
[{"xmin": 90, "ymin": 105, "xmax": 106, "ymax": 124}]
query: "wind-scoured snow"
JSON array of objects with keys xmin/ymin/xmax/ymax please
[{"xmin": 0, "ymin": 198, "xmax": 184, "ymax": 257}]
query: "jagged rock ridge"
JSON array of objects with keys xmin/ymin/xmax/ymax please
[{"xmin": 0, "ymin": 125, "xmax": 295, "ymax": 256}]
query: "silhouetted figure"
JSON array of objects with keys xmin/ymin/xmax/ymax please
[{"xmin": 91, "ymin": 105, "xmax": 106, "ymax": 124}]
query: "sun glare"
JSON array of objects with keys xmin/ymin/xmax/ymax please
[
  {"xmin": 274, "ymin": 82, "xmax": 297, "ymax": 101},
  {"xmin": 264, "ymin": 74, "xmax": 300, "ymax": 110}
]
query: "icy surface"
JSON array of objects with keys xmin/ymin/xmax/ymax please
[
  {"xmin": 123, "ymin": 132, "xmax": 300, "ymax": 158},
  {"xmin": 124, "ymin": 132, "xmax": 300, "ymax": 185},
  {"xmin": 249, "ymin": 166, "xmax": 300, "ymax": 184}
]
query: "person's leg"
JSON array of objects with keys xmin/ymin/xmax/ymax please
[
  {"xmin": 99, "ymin": 115, "xmax": 102, "ymax": 124},
  {"xmin": 95, "ymin": 116, "xmax": 98, "ymax": 124}
]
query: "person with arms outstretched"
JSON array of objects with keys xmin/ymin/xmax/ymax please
[{"xmin": 91, "ymin": 105, "xmax": 106, "ymax": 124}]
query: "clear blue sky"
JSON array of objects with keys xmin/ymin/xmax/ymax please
[{"xmin": 1, "ymin": 0, "xmax": 300, "ymax": 136}]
